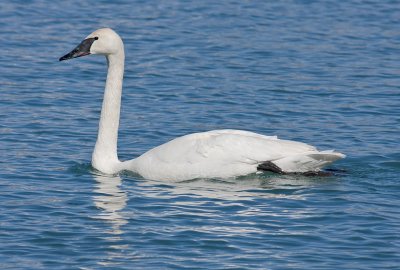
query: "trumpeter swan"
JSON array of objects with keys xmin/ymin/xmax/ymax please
[{"xmin": 60, "ymin": 28, "xmax": 345, "ymax": 181}]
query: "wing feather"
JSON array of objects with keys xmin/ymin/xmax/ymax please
[{"xmin": 132, "ymin": 130, "xmax": 317, "ymax": 180}]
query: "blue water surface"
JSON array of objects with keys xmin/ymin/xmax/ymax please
[{"xmin": 1, "ymin": 0, "xmax": 400, "ymax": 269}]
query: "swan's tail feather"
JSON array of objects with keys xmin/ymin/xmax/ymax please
[{"xmin": 262, "ymin": 150, "xmax": 345, "ymax": 173}]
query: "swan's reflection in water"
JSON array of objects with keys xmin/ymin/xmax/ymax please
[
  {"xmin": 91, "ymin": 171, "xmax": 338, "ymax": 266},
  {"xmin": 92, "ymin": 173, "xmax": 133, "ymax": 266},
  {"xmin": 93, "ymin": 173, "xmax": 128, "ymax": 234},
  {"xmin": 137, "ymin": 173, "xmax": 335, "ymax": 201}
]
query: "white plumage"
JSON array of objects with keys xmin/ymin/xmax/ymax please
[
  {"xmin": 60, "ymin": 28, "xmax": 345, "ymax": 181},
  {"xmin": 120, "ymin": 129, "xmax": 344, "ymax": 181}
]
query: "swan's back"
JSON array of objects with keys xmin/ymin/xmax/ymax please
[{"xmin": 122, "ymin": 129, "xmax": 340, "ymax": 181}]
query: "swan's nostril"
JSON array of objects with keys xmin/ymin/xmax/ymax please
[{"xmin": 94, "ymin": 37, "xmax": 99, "ymax": 40}]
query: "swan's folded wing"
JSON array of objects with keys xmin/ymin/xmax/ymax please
[{"xmin": 132, "ymin": 130, "xmax": 317, "ymax": 180}]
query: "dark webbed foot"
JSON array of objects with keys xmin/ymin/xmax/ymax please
[
  {"xmin": 257, "ymin": 162, "xmax": 345, "ymax": 177},
  {"xmin": 257, "ymin": 161, "xmax": 284, "ymax": 174}
]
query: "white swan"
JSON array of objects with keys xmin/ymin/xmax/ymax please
[{"xmin": 60, "ymin": 28, "xmax": 345, "ymax": 181}]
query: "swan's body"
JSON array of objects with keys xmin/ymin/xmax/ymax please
[{"xmin": 60, "ymin": 28, "xmax": 345, "ymax": 181}]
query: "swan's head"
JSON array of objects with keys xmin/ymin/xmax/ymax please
[{"xmin": 59, "ymin": 28, "xmax": 123, "ymax": 61}]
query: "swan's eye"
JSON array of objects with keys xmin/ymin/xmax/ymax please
[{"xmin": 94, "ymin": 37, "xmax": 99, "ymax": 40}]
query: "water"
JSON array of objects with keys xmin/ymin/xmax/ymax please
[{"xmin": 1, "ymin": 0, "xmax": 399, "ymax": 269}]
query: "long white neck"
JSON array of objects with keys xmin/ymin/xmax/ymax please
[{"xmin": 92, "ymin": 50, "xmax": 125, "ymax": 174}]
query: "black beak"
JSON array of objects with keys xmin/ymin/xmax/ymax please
[{"xmin": 59, "ymin": 37, "xmax": 97, "ymax": 61}]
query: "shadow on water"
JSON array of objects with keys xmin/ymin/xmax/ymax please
[{"xmin": 67, "ymin": 162, "xmax": 95, "ymax": 175}]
